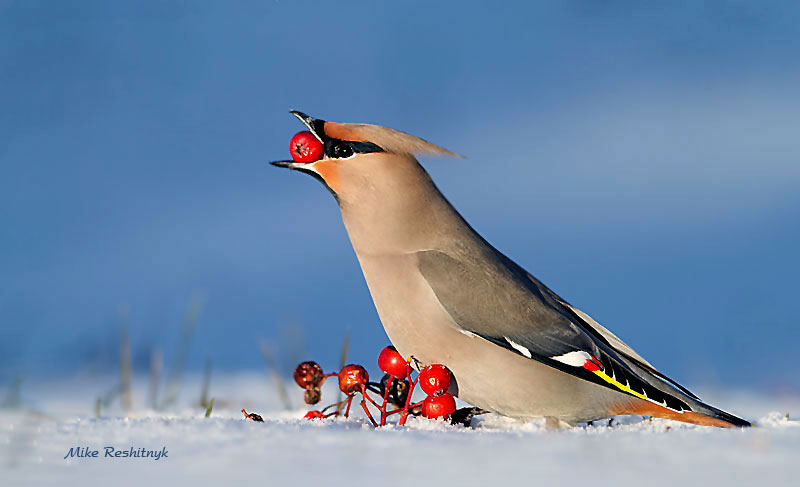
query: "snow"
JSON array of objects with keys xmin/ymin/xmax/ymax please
[{"xmin": 2, "ymin": 373, "xmax": 798, "ymax": 486}]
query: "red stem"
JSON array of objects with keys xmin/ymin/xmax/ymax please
[
  {"xmin": 343, "ymin": 396, "xmax": 354, "ymax": 418},
  {"xmin": 379, "ymin": 374, "xmax": 394, "ymax": 426},
  {"xmin": 321, "ymin": 399, "xmax": 347, "ymax": 414},
  {"xmin": 398, "ymin": 368, "xmax": 419, "ymax": 426},
  {"xmin": 362, "ymin": 389, "xmax": 382, "ymax": 409},
  {"xmin": 317, "ymin": 372, "xmax": 338, "ymax": 387},
  {"xmin": 360, "ymin": 398, "xmax": 378, "ymax": 427},
  {"xmin": 386, "ymin": 400, "xmax": 425, "ymax": 416}
]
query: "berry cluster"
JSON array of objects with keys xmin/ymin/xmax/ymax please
[{"xmin": 292, "ymin": 345, "xmax": 457, "ymax": 427}]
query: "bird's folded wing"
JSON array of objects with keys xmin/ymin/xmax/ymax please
[
  {"xmin": 557, "ymin": 298, "xmax": 700, "ymax": 400},
  {"xmin": 557, "ymin": 300, "xmax": 654, "ymax": 369},
  {"xmin": 416, "ymin": 249, "xmax": 693, "ymax": 412}
]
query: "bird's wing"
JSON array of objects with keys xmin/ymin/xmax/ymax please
[
  {"xmin": 556, "ymin": 298, "xmax": 700, "ymax": 400},
  {"xmin": 416, "ymin": 248, "xmax": 694, "ymax": 412},
  {"xmin": 557, "ymin": 300, "xmax": 654, "ymax": 369}
]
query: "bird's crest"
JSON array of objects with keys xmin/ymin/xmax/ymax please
[{"xmin": 324, "ymin": 122, "xmax": 463, "ymax": 159}]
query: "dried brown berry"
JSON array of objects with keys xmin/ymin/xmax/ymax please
[
  {"xmin": 294, "ymin": 361, "xmax": 324, "ymax": 389},
  {"xmin": 338, "ymin": 364, "xmax": 369, "ymax": 396},
  {"xmin": 304, "ymin": 386, "xmax": 321, "ymax": 405}
]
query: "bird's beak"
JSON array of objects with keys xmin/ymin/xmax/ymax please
[
  {"xmin": 289, "ymin": 110, "xmax": 326, "ymax": 142},
  {"xmin": 270, "ymin": 110, "xmax": 328, "ymax": 170},
  {"xmin": 270, "ymin": 160, "xmax": 307, "ymax": 169}
]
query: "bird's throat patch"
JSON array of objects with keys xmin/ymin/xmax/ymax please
[{"xmin": 310, "ymin": 159, "xmax": 340, "ymax": 194}]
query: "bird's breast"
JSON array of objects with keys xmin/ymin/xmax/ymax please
[
  {"xmin": 354, "ymin": 252, "xmax": 455, "ymax": 360},
  {"xmin": 352, "ymin": 252, "xmax": 633, "ymax": 423}
]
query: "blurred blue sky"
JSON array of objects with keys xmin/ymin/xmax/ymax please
[{"xmin": 1, "ymin": 1, "xmax": 799, "ymax": 391}]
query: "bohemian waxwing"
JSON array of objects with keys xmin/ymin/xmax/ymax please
[{"xmin": 271, "ymin": 111, "xmax": 750, "ymax": 428}]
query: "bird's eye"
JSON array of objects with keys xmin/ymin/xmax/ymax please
[{"xmin": 332, "ymin": 142, "xmax": 354, "ymax": 159}]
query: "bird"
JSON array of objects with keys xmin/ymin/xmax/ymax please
[{"xmin": 271, "ymin": 111, "xmax": 751, "ymax": 428}]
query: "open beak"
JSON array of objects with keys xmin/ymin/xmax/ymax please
[{"xmin": 270, "ymin": 110, "xmax": 327, "ymax": 170}]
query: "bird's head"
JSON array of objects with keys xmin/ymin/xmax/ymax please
[
  {"xmin": 272, "ymin": 111, "xmax": 464, "ymax": 253},
  {"xmin": 271, "ymin": 111, "xmax": 461, "ymax": 205}
]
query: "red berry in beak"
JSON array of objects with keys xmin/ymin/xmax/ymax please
[
  {"xmin": 338, "ymin": 364, "xmax": 369, "ymax": 396},
  {"xmin": 418, "ymin": 364, "xmax": 451, "ymax": 396},
  {"xmin": 377, "ymin": 345, "xmax": 408, "ymax": 378},
  {"xmin": 289, "ymin": 130, "xmax": 324, "ymax": 163},
  {"xmin": 294, "ymin": 361, "xmax": 324, "ymax": 389},
  {"xmin": 422, "ymin": 393, "xmax": 456, "ymax": 419}
]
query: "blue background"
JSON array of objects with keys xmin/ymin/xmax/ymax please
[{"xmin": 2, "ymin": 1, "xmax": 798, "ymax": 392}]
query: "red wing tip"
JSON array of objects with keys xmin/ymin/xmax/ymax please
[{"xmin": 581, "ymin": 354, "xmax": 603, "ymax": 372}]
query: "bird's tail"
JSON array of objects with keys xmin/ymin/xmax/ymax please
[
  {"xmin": 696, "ymin": 402, "xmax": 752, "ymax": 427},
  {"xmin": 618, "ymin": 397, "xmax": 752, "ymax": 428},
  {"xmin": 611, "ymin": 359, "xmax": 752, "ymax": 427},
  {"xmin": 606, "ymin": 352, "xmax": 752, "ymax": 428},
  {"xmin": 560, "ymin": 302, "xmax": 752, "ymax": 428}
]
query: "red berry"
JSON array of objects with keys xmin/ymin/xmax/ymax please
[
  {"xmin": 422, "ymin": 393, "xmax": 456, "ymax": 419},
  {"xmin": 294, "ymin": 361, "xmax": 324, "ymax": 389},
  {"xmin": 377, "ymin": 346, "xmax": 408, "ymax": 378},
  {"xmin": 418, "ymin": 364, "xmax": 451, "ymax": 396},
  {"xmin": 338, "ymin": 364, "xmax": 369, "ymax": 396},
  {"xmin": 304, "ymin": 410, "xmax": 324, "ymax": 420},
  {"xmin": 289, "ymin": 131, "xmax": 324, "ymax": 163}
]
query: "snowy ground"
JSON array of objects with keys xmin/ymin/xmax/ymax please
[{"xmin": 2, "ymin": 372, "xmax": 798, "ymax": 487}]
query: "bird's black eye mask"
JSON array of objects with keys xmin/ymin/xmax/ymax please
[
  {"xmin": 305, "ymin": 116, "xmax": 384, "ymax": 159},
  {"xmin": 325, "ymin": 138, "xmax": 384, "ymax": 160}
]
